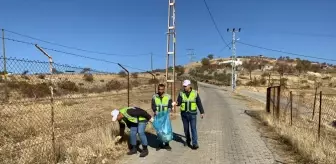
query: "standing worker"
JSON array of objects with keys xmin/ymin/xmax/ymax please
[
  {"xmin": 152, "ymin": 83, "xmax": 173, "ymax": 151},
  {"xmin": 111, "ymin": 106, "xmax": 154, "ymax": 157},
  {"xmin": 172, "ymin": 79, "xmax": 204, "ymax": 150}
]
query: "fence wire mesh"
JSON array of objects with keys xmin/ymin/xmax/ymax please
[
  {"xmin": 266, "ymin": 85, "xmax": 336, "ymax": 142},
  {"xmin": 0, "ymin": 57, "xmax": 182, "ymax": 164}
]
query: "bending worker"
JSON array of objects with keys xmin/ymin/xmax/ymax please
[
  {"xmin": 152, "ymin": 83, "xmax": 173, "ymax": 151},
  {"xmin": 173, "ymin": 79, "xmax": 204, "ymax": 150},
  {"xmin": 111, "ymin": 106, "xmax": 154, "ymax": 158}
]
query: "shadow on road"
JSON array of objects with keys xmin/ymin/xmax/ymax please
[
  {"xmin": 145, "ymin": 132, "xmax": 159, "ymax": 149},
  {"xmin": 143, "ymin": 132, "xmax": 187, "ymax": 149},
  {"xmin": 173, "ymin": 132, "xmax": 186, "ymax": 146}
]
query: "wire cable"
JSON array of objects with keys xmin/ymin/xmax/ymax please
[
  {"xmin": 3, "ymin": 29, "xmax": 151, "ymax": 57},
  {"xmin": 202, "ymin": 0, "xmax": 231, "ymax": 49},
  {"xmin": 237, "ymin": 41, "xmax": 336, "ymax": 62}
]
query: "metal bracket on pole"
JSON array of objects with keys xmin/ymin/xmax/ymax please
[
  {"xmin": 118, "ymin": 63, "xmax": 130, "ymax": 107},
  {"xmin": 35, "ymin": 44, "xmax": 53, "ymax": 74}
]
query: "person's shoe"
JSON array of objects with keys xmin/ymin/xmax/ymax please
[
  {"xmin": 191, "ymin": 145, "xmax": 199, "ymax": 150},
  {"xmin": 139, "ymin": 145, "xmax": 149, "ymax": 157},
  {"xmin": 165, "ymin": 144, "xmax": 172, "ymax": 151},
  {"xmin": 184, "ymin": 141, "xmax": 192, "ymax": 147},
  {"xmin": 127, "ymin": 146, "xmax": 137, "ymax": 155}
]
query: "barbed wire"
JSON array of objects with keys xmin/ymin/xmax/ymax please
[
  {"xmin": 3, "ymin": 29, "xmax": 152, "ymax": 57},
  {"xmin": 1, "ymin": 36, "xmax": 152, "ymax": 72}
]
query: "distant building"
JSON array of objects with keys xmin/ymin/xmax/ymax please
[
  {"xmin": 261, "ymin": 65, "xmax": 274, "ymax": 71},
  {"xmin": 217, "ymin": 58, "xmax": 243, "ymax": 66}
]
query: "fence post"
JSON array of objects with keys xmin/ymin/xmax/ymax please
[
  {"xmin": 266, "ymin": 87, "xmax": 271, "ymax": 112},
  {"xmin": 276, "ymin": 86, "xmax": 281, "ymax": 120},
  {"xmin": 118, "ymin": 63, "xmax": 129, "ymax": 107},
  {"xmin": 312, "ymin": 86, "xmax": 318, "ymax": 120},
  {"xmin": 273, "ymin": 87, "xmax": 275, "ymax": 118},
  {"xmin": 35, "ymin": 44, "xmax": 56, "ymax": 163},
  {"xmin": 2, "ymin": 29, "xmax": 9, "ymax": 102},
  {"xmin": 290, "ymin": 91, "xmax": 293, "ymax": 126},
  {"xmin": 268, "ymin": 73, "xmax": 271, "ymax": 87},
  {"xmin": 318, "ymin": 91, "xmax": 322, "ymax": 141}
]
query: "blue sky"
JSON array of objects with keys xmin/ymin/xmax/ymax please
[{"xmin": 1, "ymin": 0, "xmax": 335, "ymax": 73}]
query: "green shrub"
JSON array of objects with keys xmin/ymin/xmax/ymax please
[
  {"xmin": 131, "ymin": 80, "xmax": 140, "ymax": 88},
  {"xmin": 260, "ymin": 77, "xmax": 267, "ymax": 85},
  {"xmin": 57, "ymin": 80, "xmax": 79, "ymax": 92},
  {"xmin": 131, "ymin": 73, "xmax": 138, "ymax": 79},
  {"xmin": 83, "ymin": 73, "xmax": 94, "ymax": 82},
  {"xmin": 106, "ymin": 80, "xmax": 122, "ymax": 91},
  {"xmin": 261, "ymin": 72, "xmax": 269, "ymax": 78},
  {"xmin": 38, "ymin": 74, "xmax": 46, "ymax": 79},
  {"xmin": 148, "ymin": 78, "xmax": 159, "ymax": 84},
  {"xmin": 7, "ymin": 81, "xmax": 51, "ymax": 98}
]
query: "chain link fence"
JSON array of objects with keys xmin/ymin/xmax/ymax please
[{"xmin": 0, "ymin": 57, "xmax": 182, "ymax": 164}]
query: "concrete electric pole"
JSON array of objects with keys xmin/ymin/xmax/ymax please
[
  {"xmin": 227, "ymin": 28, "xmax": 241, "ymax": 91},
  {"xmin": 166, "ymin": 0, "xmax": 176, "ymax": 104}
]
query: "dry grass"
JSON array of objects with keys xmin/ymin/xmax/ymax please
[
  {"xmin": 239, "ymin": 93, "xmax": 336, "ymax": 164},
  {"xmin": 0, "ymin": 75, "xmax": 182, "ymax": 164},
  {"xmin": 0, "ymin": 85, "xmax": 156, "ymax": 164}
]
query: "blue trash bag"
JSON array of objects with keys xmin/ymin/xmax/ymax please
[{"xmin": 152, "ymin": 111, "xmax": 173, "ymax": 143}]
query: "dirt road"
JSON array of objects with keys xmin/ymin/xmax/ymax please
[{"xmin": 119, "ymin": 82, "xmax": 276, "ymax": 164}]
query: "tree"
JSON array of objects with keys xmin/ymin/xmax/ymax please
[
  {"xmin": 207, "ymin": 54, "xmax": 214, "ymax": 60},
  {"xmin": 242, "ymin": 59, "xmax": 258, "ymax": 80},
  {"xmin": 52, "ymin": 68, "xmax": 62, "ymax": 74},
  {"xmin": 175, "ymin": 65, "xmax": 185, "ymax": 76},
  {"xmin": 22, "ymin": 70, "xmax": 29, "ymax": 75},
  {"xmin": 310, "ymin": 64, "xmax": 321, "ymax": 73},
  {"xmin": 81, "ymin": 68, "xmax": 91, "ymax": 74},
  {"xmin": 201, "ymin": 58, "xmax": 210, "ymax": 67},
  {"xmin": 295, "ymin": 59, "xmax": 311, "ymax": 75},
  {"xmin": 275, "ymin": 62, "xmax": 288, "ymax": 77}
]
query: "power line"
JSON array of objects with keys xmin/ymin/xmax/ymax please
[
  {"xmin": 3, "ymin": 29, "xmax": 151, "ymax": 57},
  {"xmin": 1, "ymin": 36, "xmax": 151, "ymax": 71},
  {"xmin": 202, "ymin": 0, "xmax": 231, "ymax": 49},
  {"xmin": 237, "ymin": 41, "xmax": 336, "ymax": 62}
]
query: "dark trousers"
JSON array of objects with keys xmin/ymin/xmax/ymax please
[{"xmin": 181, "ymin": 112, "xmax": 198, "ymax": 146}]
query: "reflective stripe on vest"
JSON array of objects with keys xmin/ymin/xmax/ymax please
[
  {"xmin": 119, "ymin": 107, "xmax": 146, "ymax": 123},
  {"xmin": 153, "ymin": 94, "xmax": 170, "ymax": 112},
  {"xmin": 180, "ymin": 90, "xmax": 197, "ymax": 112}
]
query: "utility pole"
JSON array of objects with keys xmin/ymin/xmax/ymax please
[
  {"xmin": 227, "ymin": 28, "xmax": 241, "ymax": 91},
  {"xmin": 187, "ymin": 48, "xmax": 196, "ymax": 63},
  {"xmin": 166, "ymin": 0, "xmax": 176, "ymax": 107},
  {"xmin": 151, "ymin": 52, "xmax": 153, "ymax": 72}
]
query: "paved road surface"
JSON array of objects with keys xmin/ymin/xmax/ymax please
[{"xmin": 119, "ymin": 82, "xmax": 275, "ymax": 164}]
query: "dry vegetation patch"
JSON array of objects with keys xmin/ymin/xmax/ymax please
[{"xmin": 237, "ymin": 92, "xmax": 336, "ymax": 164}]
